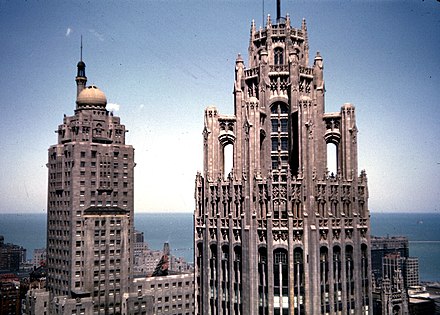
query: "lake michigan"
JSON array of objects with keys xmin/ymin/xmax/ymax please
[{"xmin": 0, "ymin": 212, "xmax": 439, "ymax": 282}]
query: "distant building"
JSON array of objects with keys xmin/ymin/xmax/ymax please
[
  {"xmin": 134, "ymin": 242, "xmax": 193, "ymax": 276},
  {"xmin": 134, "ymin": 230, "xmax": 145, "ymax": 243},
  {"xmin": 371, "ymin": 235, "xmax": 409, "ymax": 284},
  {"xmin": 371, "ymin": 235, "xmax": 421, "ymax": 314},
  {"xmin": 194, "ymin": 5, "xmax": 372, "ymax": 315},
  {"xmin": 407, "ymin": 286, "xmax": 437, "ymax": 315},
  {"xmin": 0, "ymin": 235, "xmax": 26, "ymax": 273},
  {"xmin": 405, "ymin": 257, "xmax": 420, "ymax": 288},
  {"xmin": 32, "ymin": 248, "xmax": 46, "ymax": 268},
  {"xmin": 0, "ymin": 281, "xmax": 20, "ymax": 315}
]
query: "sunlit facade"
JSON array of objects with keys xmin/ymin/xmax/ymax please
[{"xmin": 195, "ymin": 11, "xmax": 372, "ymax": 315}]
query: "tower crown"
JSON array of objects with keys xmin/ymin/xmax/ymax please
[{"xmin": 76, "ymin": 85, "xmax": 107, "ymax": 109}]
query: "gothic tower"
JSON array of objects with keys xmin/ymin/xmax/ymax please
[
  {"xmin": 46, "ymin": 56, "xmax": 135, "ymax": 313},
  {"xmin": 194, "ymin": 10, "xmax": 372, "ymax": 315}
]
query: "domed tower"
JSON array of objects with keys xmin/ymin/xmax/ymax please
[
  {"xmin": 46, "ymin": 56, "xmax": 135, "ymax": 312},
  {"xmin": 195, "ymin": 7, "xmax": 372, "ymax": 315}
]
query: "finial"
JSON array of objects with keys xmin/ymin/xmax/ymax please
[
  {"xmin": 80, "ymin": 35, "xmax": 83, "ymax": 61},
  {"xmin": 302, "ymin": 18, "xmax": 308, "ymax": 32}
]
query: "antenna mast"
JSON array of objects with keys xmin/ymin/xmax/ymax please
[
  {"xmin": 80, "ymin": 35, "xmax": 83, "ymax": 61},
  {"xmin": 276, "ymin": 0, "xmax": 281, "ymax": 22}
]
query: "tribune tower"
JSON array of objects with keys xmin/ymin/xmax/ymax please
[
  {"xmin": 194, "ymin": 9, "xmax": 372, "ymax": 315},
  {"xmin": 46, "ymin": 56, "xmax": 135, "ymax": 313}
]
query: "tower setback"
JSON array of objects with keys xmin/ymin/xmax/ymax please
[{"xmin": 194, "ymin": 13, "xmax": 372, "ymax": 315}]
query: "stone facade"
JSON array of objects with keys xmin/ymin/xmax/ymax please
[
  {"xmin": 45, "ymin": 57, "xmax": 135, "ymax": 313},
  {"xmin": 194, "ymin": 12, "xmax": 372, "ymax": 315}
]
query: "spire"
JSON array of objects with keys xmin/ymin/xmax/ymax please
[
  {"xmin": 80, "ymin": 35, "xmax": 83, "ymax": 62},
  {"xmin": 75, "ymin": 36, "xmax": 87, "ymax": 97},
  {"xmin": 250, "ymin": 19, "xmax": 256, "ymax": 42},
  {"xmin": 302, "ymin": 18, "xmax": 309, "ymax": 65},
  {"xmin": 276, "ymin": 0, "xmax": 281, "ymax": 22}
]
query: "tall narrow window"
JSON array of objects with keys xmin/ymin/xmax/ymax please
[
  {"xmin": 223, "ymin": 144, "xmax": 233, "ymax": 179},
  {"xmin": 210, "ymin": 245, "xmax": 218, "ymax": 315},
  {"xmin": 258, "ymin": 247, "xmax": 268, "ymax": 315},
  {"xmin": 327, "ymin": 143, "xmax": 338, "ymax": 176},
  {"xmin": 234, "ymin": 246, "xmax": 242, "ymax": 315},
  {"xmin": 270, "ymin": 103, "xmax": 289, "ymax": 172},
  {"xmin": 320, "ymin": 247, "xmax": 329, "ymax": 314},
  {"xmin": 294, "ymin": 248, "xmax": 305, "ymax": 315},
  {"xmin": 333, "ymin": 246, "xmax": 342, "ymax": 313},
  {"xmin": 196, "ymin": 243, "xmax": 203, "ymax": 315},
  {"xmin": 221, "ymin": 245, "xmax": 230, "ymax": 315},
  {"xmin": 346, "ymin": 245, "xmax": 355, "ymax": 312},
  {"xmin": 274, "ymin": 48, "xmax": 284, "ymax": 65},
  {"xmin": 274, "ymin": 249, "xmax": 288, "ymax": 315},
  {"xmin": 361, "ymin": 244, "xmax": 369, "ymax": 313}
]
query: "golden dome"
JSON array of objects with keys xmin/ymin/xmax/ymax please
[{"xmin": 77, "ymin": 85, "xmax": 107, "ymax": 107}]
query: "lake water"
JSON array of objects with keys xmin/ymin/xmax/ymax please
[{"xmin": 0, "ymin": 212, "xmax": 439, "ymax": 281}]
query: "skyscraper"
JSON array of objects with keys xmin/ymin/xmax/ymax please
[
  {"xmin": 194, "ymin": 8, "xmax": 372, "ymax": 315},
  {"xmin": 45, "ymin": 56, "xmax": 135, "ymax": 313}
]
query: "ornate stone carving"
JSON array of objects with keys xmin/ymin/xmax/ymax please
[
  {"xmin": 319, "ymin": 229, "xmax": 328, "ymax": 241},
  {"xmin": 258, "ymin": 229, "xmax": 266, "ymax": 242},
  {"xmin": 209, "ymin": 228, "xmax": 216, "ymax": 240},
  {"xmin": 332, "ymin": 229, "xmax": 340, "ymax": 240},
  {"xmin": 293, "ymin": 230, "xmax": 303, "ymax": 242}
]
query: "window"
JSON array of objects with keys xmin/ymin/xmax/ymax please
[
  {"xmin": 274, "ymin": 48, "xmax": 284, "ymax": 65},
  {"xmin": 270, "ymin": 102, "xmax": 289, "ymax": 171},
  {"xmin": 274, "ymin": 249, "xmax": 288, "ymax": 313}
]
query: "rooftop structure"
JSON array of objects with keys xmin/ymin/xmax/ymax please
[{"xmin": 194, "ymin": 5, "xmax": 372, "ymax": 314}]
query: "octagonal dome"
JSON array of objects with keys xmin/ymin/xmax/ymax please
[{"xmin": 77, "ymin": 85, "xmax": 107, "ymax": 107}]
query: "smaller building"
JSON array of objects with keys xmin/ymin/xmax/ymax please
[
  {"xmin": 0, "ymin": 281, "xmax": 20, "ymax": 315},
  {"xmin": 405, "ymin": 257, "xmax": 420, "ymax": 287},
  {"xmin": 131, "ymin": 273, "xmax": 195, "ymax": 315},
  {"xmin": 371, "ymin": 235, "xmax": 409, "ymax": 284},
  {"xmin": 22, "ymin": 288, "xmax": 50, "ymax": 315},
  {"xmin": 32, "ymin": 248, "xmax": 46, "ymax": 268},
  {"xmin": 0, "ymin": 235, "xmax": 26, "ymax": 273},
  {"xmin": 134, "ymin": 242, "xmax": 193, "ymax": 276}
]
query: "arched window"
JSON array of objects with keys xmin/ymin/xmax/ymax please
[
  {"xmin": 233, "ymin": 246, "xmax": 242, "ymax": 314},
  {"xmin": 273, "ymin": 249, "xmax": 289, "ymax": 314},
  {"xmin": 274, "ymin": 48, "xmax": 284, "ymax": 65},
  {"xmin": 346, "ymin": 245, "xmax": 355, "ymax": 312},
  {"xmin": 258, "ymin": 247, "xmax": 268, "ymax": 315},
  {"xmin": 361, "ymin": 244, "xmax": 369, "ymax": 312},
  {"xmin": 223, "ymin": 143, "xmax": 233, "ymax": 179},
  {"xmin": 270, "ymin": 103, "xmax": 289, "ymax": 171},
  {"xmin": 320, "ymin": 247, "xmax": 329, "ymax": 313},
  {"xmin": 327, "ymin": 143, "xmax": 338, "ymax": 176},
  {"xmin": 293, "ymin": 248, "xmax": 304, "ymax": 314},
  {"xmin": 196, "ymin": 243, "xmax": 204, "ymax": 315},
  {"xmin": 333, "ymin": 246, "xmax": 343, "ymax": 313},
  {"xmin": 210, "ymin": 244, "xmax": 218, "ymax": 314},
  {"xmin": 221, "ymin": 245, "xmax": 230, "ymax": 312}
]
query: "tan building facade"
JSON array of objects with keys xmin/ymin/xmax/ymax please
[
  {"xmin": 45, "ymin": 57, "xmax": 135, "ymax": 313},
  {"xmin": 194, "ymin": 11, "xmax": 372, "ymax": 315}
]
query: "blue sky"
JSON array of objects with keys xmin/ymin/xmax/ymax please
[{"xmin": 0, "ymin": 0, "xmax": 439, "ymax": 214}]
